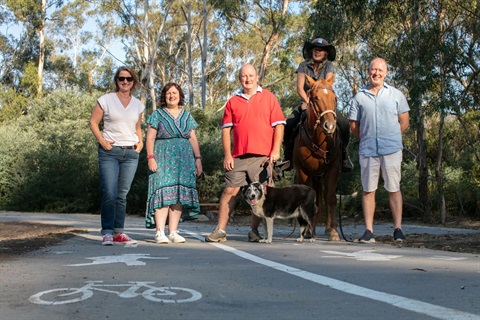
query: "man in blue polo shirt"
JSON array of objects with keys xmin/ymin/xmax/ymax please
[{"xmin": 348, "ymin": 58, "xmax": 410, "ymax": 243}]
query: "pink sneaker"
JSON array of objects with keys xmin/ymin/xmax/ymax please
[
  {"xmin": 102, "ymin": 234, "xmax": 113, "ymax": 246},
  {"xmin": 113, "ymin": 233, "xmax": 137, "ymax": 244}
]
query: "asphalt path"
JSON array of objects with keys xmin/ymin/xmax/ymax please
[{"xmin": 1, "ymin": 212, "xmax": 479, "ymax": 320}]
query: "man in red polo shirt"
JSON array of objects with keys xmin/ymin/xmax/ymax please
[{"xmin": 205, "ymin": 64, "xmax": 286, "ymax": 242}]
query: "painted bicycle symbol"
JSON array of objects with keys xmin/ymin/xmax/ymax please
[{"xmin": 29, "ymin": 281, "xmax": 202, "ymax": 305}]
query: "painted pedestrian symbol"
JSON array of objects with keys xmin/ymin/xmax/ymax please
[
  {"xmin": 29, "ymin": 281, "xmax": 202, "ymax": 305},
  {"xmin": 65, "ymin": 254, "xmax": 168, "ymax": 266}
]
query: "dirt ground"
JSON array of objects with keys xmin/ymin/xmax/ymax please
[
  {"xmin": 0, "ymin": 219, "xmax": 479, "ymax": 258},
  {"xmin": 0, "ymin": 222, "xmax": 85, "ymax": 259}
]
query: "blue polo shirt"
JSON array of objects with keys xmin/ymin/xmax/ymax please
[{"xmin": 348, "ymin": 83, "xmax": 409, "ymax": 157}]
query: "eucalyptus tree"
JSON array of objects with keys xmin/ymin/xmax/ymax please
[
  {"xmin": 378, "ymin": 0, "xmax": 479, "ymax": 221},
  {"xmin": 308, "ymin": 0, "xmax": 479, "ymax": 220},
  {"xmin": 46, "ymin": 0, "xmax": 117, "ymax": 91},
  {"xmin": 0, "ymin": 3, "xmax": 18, "ymax": 86},
  {"xmin": 49, "ymin": 0, "xmax": 90, "ymax": 70},
  {"xmin": 211, "ymin": 0, "xmax": 299, "ymax": 87},
  {"xmin": 306, "ymin": 0, "xmax": 371, "ymax": 110},
  {"xmin": 430, "ymin": 0, "xmax": 479, "ymax": 221},
  {"xmin": 98, "ymin": 0, "xmax": 175, "ymax": 109},
  {"xmin": 149, "ymin": 0, "xmax": 220, "ymax": 108},
  {"xmin": 5, "ymin": 0, "xmax": 64, "ymax": 96},
  {"xmin": 182, "ymin": 0, "xmax": 195, "ymax": 105},
  {"xmin": 46, "ymin": 0, "xmax": 90, "ymax": 89}
]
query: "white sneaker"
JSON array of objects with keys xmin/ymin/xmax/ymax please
[
  {"xmin": 155, "ymin": 231, "xmax": 169, "ymax": 244},
  {"xmin": 168, "ymin": 231, "xmax": 186, "ymax": 243}
]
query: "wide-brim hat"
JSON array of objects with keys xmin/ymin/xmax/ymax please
[{"xmin": 302, "ymin": 38, "xmax": 336, "ymax": 61}]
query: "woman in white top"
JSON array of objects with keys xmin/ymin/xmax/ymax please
[{"xmin": 89, "ymin": 66, "xmax": 145, "ymax": 245}]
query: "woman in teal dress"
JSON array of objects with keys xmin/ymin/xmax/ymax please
[{"xmin": 145, "ymin": 83, "xmax": 202, "ymax": 244}]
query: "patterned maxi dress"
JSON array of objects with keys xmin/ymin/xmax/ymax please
[{"xmin": 145, "ymin": 108, "xmax": 200, "ymax": 229}]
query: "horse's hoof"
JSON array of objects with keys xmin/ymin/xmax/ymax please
[{"xmin": 328, "ymin": 234, "xmax": 341, "ymax": 241}]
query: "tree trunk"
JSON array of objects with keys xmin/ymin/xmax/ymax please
[
  {"xmin": 258, "ymin": 34, "xmax": 278, "ymax": 85},
  {"xmin": 436, "ymin": 110, "xmax": 446, "ymax": 223},
  {"xmin": 148, "ymin": 59, "xmax": 156, "ymax": 111},
  {"xmin": 412, "ymin": 1, "xmax": 433, "ymax": 222},
  {"xmin": 257, "ymin": 0, "xmax": 289, "ymax": 85},
  {"xmin": 37, "ymin": 0, "xmax": 46, "ymax": 96},
  {"xmin": 435, "ymin": 3, "xmax": 446, "ymax": 223},
  {"xmin": 186, "ymin": 1, "xmax": 194, "ymax": 106},
  {"xmin": 201, "ymin": 0, "xmax": 207, "ymax": 108}
]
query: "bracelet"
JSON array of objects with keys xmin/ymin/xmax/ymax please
[
  {"xmin": 195, "ymin": 156, "xmax": 202, "ymax": 160},
  {"xmin": 147, "ymin": 154, "xmax": 155, "ymax": 160}
]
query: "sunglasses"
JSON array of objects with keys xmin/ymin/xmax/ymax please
[{"xmin": 117, "ymin": 76, "xmax": 134, "ymax": 82}]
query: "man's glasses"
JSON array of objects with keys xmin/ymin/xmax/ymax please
[{"xmin": 117, "ymin": 76, "xmax": 134, "ymax": 82}]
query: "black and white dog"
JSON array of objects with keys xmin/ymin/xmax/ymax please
[{"xmin": 242, "ymin": 182, "xmax": 316, "ymax": 243}]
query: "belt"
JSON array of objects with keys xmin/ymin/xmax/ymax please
[{"xmin": 117, "ymin": 146, "xmax": 135, "ymax": 149}]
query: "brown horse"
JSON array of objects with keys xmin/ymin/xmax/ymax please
[{"xmin": 292, "ymin": 75, "xmax": 341, "ymax": 241}]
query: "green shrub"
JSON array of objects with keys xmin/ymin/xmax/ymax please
[
  {"xmin": 0, "ymin": 87, "xmax": 28, "ymax": 123},
  {"xmin": 0, "ymin": 89, "xmax": 101, "ymax": 212},
  {"xmin": 1, "ymin": 89, "xmax": 478, "ymax": 222}
]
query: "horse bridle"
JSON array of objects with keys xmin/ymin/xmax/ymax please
[
  {"xmin": 298, "ymin": 84, "xmax": 338, "ymax": 162},
  {"xmin": 308, "ymin": 85, "xmax": 337, "ymax": 132}
]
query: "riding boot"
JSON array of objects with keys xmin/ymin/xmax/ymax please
[
  {"xmin": 278, "ymin": 141, "xmax": 293, "ymax": 171},
  {"xmin": 281, "ymin": 105, "xmax": 303, "ymax": 171},
  {"xmin": 335, "ymin": 110, "xmax": 354, "ymax": 172},
  {"xmin": 341, "ymin": 146, "xmax": 354, "ymax": 172}
]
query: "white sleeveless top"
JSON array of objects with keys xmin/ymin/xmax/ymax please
[{"xmin": 97, "ymin": 92, "xmax": 145, "ymax": 146}]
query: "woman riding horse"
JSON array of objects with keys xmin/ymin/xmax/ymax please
[
  {"xmin": 293, "ymin": 75, "xmax": 342, "ymax": 241},
  {"xmin": 282, "ymin": 38, "xmax": 353, "ymax": 172}
]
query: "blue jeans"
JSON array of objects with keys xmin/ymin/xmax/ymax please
[{"xmin": 98, "ymin": 146, "xmax": 139, "ymax": 235}]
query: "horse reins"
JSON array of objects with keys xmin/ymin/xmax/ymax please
[{"xmin": 300, "ymin": 85, "xmax": 338, "ymax": 162}]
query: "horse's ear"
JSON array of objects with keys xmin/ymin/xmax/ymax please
[{"xmin": 305, "ymin": 75, "xmax": 316, "ymax": 87}]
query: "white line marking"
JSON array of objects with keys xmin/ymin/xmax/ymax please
[
  {"xmin": 320, "ymin": 250, "xmax": 403, "ymax": 261},
  {"xmin": 181, "ymin": 229, "xmax": 480, "ymax": 320},
  {"xmin": 430, "ymin": 256, "xmax": 467, "ymax": 261}
]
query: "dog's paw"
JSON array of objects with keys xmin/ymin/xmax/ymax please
[
  {"xmin": 296, "ymin": 238, "xmax": 304, "ymax": 242},
  {"xmin": 259, "ymin": 239, "xmax": 272, "ymax": 244}
]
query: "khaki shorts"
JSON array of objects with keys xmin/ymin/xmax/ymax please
[
  {"xmin": 359, "ymin": 150, "xmax": 402, "ymax": 192},
  {"xmin": 225, "ymin": 156, "xmax": 269, "ymax": 188}
]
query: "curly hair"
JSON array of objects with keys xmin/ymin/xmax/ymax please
[{"xmin": 159, "ymin": 83, "xmax": 185, "ymax": 108}]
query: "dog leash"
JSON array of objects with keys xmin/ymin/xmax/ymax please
[
  {"xmin": 260, "ymin": 159, "xmax": 275, "ymax": 195},
  {"xmin": 267, "ymin": 161, "xmax": 274, "ymax": 187}
]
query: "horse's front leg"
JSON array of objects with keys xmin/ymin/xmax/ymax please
[{"xmin": 324, "ymin": 174, "xmax": 340, "ymax": 241}]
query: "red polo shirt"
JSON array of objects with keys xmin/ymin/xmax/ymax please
[{"xmin": 221, "ymin": 87, "xmax": 286, "ymax": 157}]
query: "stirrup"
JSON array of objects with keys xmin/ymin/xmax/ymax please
[
  {"xmin": 341, "ymin": 159, "xmax": 354, "ymax": 172},
  {"xmin": 272, "ymin": 160, "xmax": 291, "ymax": 181}
]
